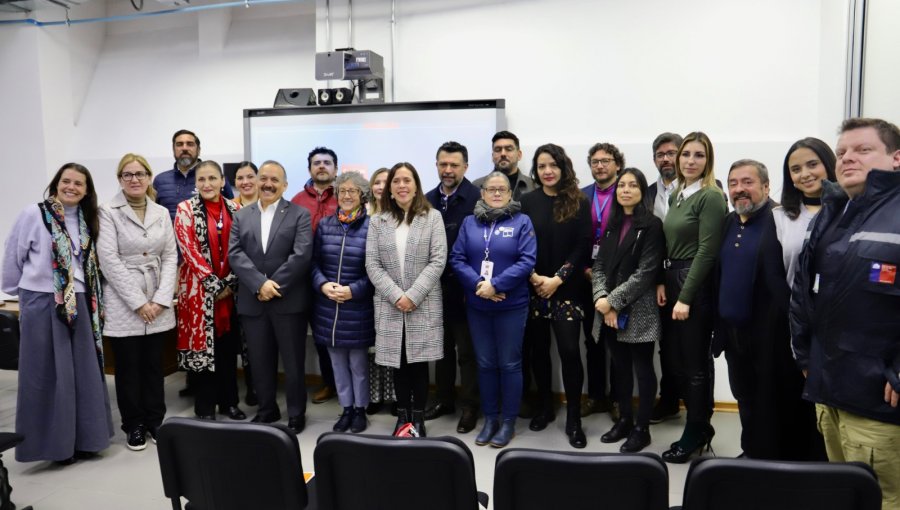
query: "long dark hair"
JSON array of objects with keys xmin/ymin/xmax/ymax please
[
  {"xmin": 45, "ymin": 162, "xmax": 99, "ymax": 237},
  {"xmin": 380, "ymin": 162, "xmax": 431, "ymax": 225},
  {"xmin": 780, "ymin": 137, "xmax": 836, "ymax": 220},
  {"xmin": 609, "ymin": 167, "xmax": 652, "ymax": 230},
  {"xmin": 530, "ymin": 143, "xmax": 583, "ymax": 223}
]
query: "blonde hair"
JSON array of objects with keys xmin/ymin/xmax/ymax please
[
  {"xmin": 116, "ymin": 153, "xmax": 156, "ymax": 201},
  {"xmin": 675, "ymin": 132, "xmax": 724, "ymax": 197}
]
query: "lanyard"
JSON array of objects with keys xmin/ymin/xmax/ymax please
[
  {"xmin": 482, "ymin": 221, "xmax": 497, "ymax": 261},
  {"xmin": 594, "ymin": 186, "xmax": 613, "ymax": 242}
]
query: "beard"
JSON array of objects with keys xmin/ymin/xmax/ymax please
[
  {"xmin": 660, "ymin": 166, "xmax": 676, "ymax": 181},
  {"xmin": 733, "ymin": 197, "xmax": 765, "ymax": 216},
  {"xmin": 177, "ymin": 155, "xmax": 195, "ymax": 168}
]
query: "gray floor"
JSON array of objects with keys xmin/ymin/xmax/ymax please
[{"xmin": 0, "ymin": 370, "xmax": 742, "ymax": 509}]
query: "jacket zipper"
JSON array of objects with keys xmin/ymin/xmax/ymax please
[{"xmin": 331, "ymin": 229, "xmax": 348, "ymax": 346}]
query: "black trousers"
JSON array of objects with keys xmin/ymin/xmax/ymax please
[
  {"xmin": 657, "ymin": 307, "xmax": 680, "ymax": 409},
  {"xmin": 193, "ymin": 327, "xmax": 240, "ymax": 417},
  {"xmin": 394, "ymin": 338, "xmax": 429, "ymax": 411},
  {"xmin": 110, "ymin": 332, "xmax": 167, "ymax": 433},
  {"xmin": 607, "ymin": 333, "xmax": 657, "ymax": 427},
  {"xmin": 433, "ymin": 314, "xmax": 479, "ymax": 409},
  {"xmin": 241, "ymin": 311, "xmax": 308, "ymax": 419},
  {"xmin": 526, "ymin": 317, "xmax": 584, "ymax": 413},
  {"xmin": 582, "ymin": 295, "xmax": 616, "ymax": 401},
  {"xmin": 663, "ymin": 267, "xmax": 714, "ymax": 425}
]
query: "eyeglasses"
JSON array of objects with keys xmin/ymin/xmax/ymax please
[
  {"xmin": 338, "ymin": 188, "xmax": 361, "ymax": 197},
  {"xmin": 484, "ymin": 187, "xmax": 510, "ymax": 195},
  {"xmin": 655, "ymin": 150, "xmax": 678, "ymax": 160},
  {"xmin": 590, "ymin": 158, "xmax": 615, "ymax": 167},
  {"xmin": 120, "ymin": 172, "xmax": 149, "ymax": 181}
]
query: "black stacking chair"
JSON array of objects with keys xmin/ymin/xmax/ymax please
[
  {"xmin": 156, "ymin": 416, "xmax": 314, "ymax": 510},
  {"xmin": 314, "ymin": 432, "xmax": 488, "ymax": 510},
  {"xmin": 0, "ymin": 432, "xmax": 31, "ymax": 510},
  {"xmin": 492, "ymin": 448, "xmax": 669, "ymax": 510},
  {"xmin": 0, "ymin": 311, "xmax": 20, "ymax": 370},
  {"xmin": 680, "ymin": 457, "xmax": 881, "ymax": 510}
]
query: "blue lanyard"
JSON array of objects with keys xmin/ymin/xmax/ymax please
[
  {"xmin": 482, "ymin": 221, "xmax": 497, "ymax": 261},
  {"xmin": 593, "ymin": 186, "xmax": 613, "ymax": 242}
]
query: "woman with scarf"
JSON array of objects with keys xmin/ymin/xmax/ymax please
[
  {"xmin": 174, "ymin": 160, "xmax": 246, "ymax": 421},
  {"xmin": 450, "ymin": 171, "xmax": 536, "ymax": 448},
  {"xmin": 311, "ymin": 171, "xmax": 375, "ymax": 434},
  {"xmin": 1, "ymin": 163, "xmax": 114, "ymax": 464}
]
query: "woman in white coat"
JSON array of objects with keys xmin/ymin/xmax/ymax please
[
  {"xmin": 97, "ymin": 154, "xmax": 177, "ymax": 452},
  {"xmin": 366, "ymin": 162, "xmax": 446, "ymax": 437}
]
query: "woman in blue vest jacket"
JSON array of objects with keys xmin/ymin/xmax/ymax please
[
  {"xmin": 311, "ymin": 171, "xmax": 376, "ymax": 434},
  {"xmin": 449, "ymin": 171, "xmax": 537, "ymax": 448}
]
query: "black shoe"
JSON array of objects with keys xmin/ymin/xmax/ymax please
[
  {"xmin": 287, "ymin": 415, "xmax": 305, "ymax": 435},
  {"xmin": 662, "ymin": 423, "xmax": 714, "ymax": 464},
  {"xmin": 55, "ymin": 456, "xmax": 77, "ymax": 466},
  {"xmin": 650, "ymin": 401, "xmax": 681, "ymax": 424},
  {"xmin": 528, "ymin": 410, "xmax": 556, "ymax": 431},
  {"xmin": 620, "ymin": 426, "xmax": 651, "ymax": 453},
  {"xmin": 424, "ymin": 403, "xmax": 455, "ymax": 421},
  {"xmin": 195, "ymin": 414, "xmax": 216, "ymax": 421},
  {"xmin": 566, "ymin": 421, "xmax": 587, "ymax": 449},
  {"xmin": 411, "ymin": 410, "xmax": 427, "ymax": 437},
  {"xmin": 393, "ymin": 408, "xmax": 410, "ymax": 435},
  {"xmin": 365, "ymin": 402, "xmax": 383, "ymax": 415},
  {"xmin": 601, "ymin": 419, "xmax": 633, "ymax": 443},
  {"xmin": 244, "ymin": 390, "xmax": 258, "ymax": 407},
  {"xmin": 333, "ymin": 407, "xmax": 353, "ymax": 432},
  {"xmin": 147, "ymin": 425, "xmax": 159, "ymax": 444},
  {"xmin": 251, "ymin": 410, "xmax": 282, "ymax": 423},
  {"xmin": 350, "ymin": 407, "xmax": 367, "ymax": 433},
  {"xmin": 126, "ymin": 425, "xmax": 147, "ymax": 451},
  {"xmin": 457, "ymin": 408, "xmax": 478, "ymax": 433},
  {"xmin": 220, "ymin": 405, "xmax": 247, "ymax": 420}
]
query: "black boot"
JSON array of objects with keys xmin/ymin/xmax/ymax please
[
  {"xmin": 601, "ymin": 418, "xmax": 633, "ymax": 443},
  {"xmin": 392, "ymin": 408, "xmax": 410, "ymax": 436},
  {"xmin": 620, "ymin": 425, "xmax": 651, "ymax": 453},
  {"xmin": 411, "ymin": 410, "xmax": 427, "ymax": 437},
  {"xmin": 565, "ymin": 407, "xmax": 586, "ymax": 449}
]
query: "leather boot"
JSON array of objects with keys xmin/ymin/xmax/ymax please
[
  {"xmin": 392, "ymin": 408, "xmax": 410, "ymax": 436},
  {"xmin": 475, "ymin": 416, "xmax": 499, "ymax": 446},
  {"xmin": 565, "ymin": 407, "xmax": 586, "ymax": 449},
  {"xmin": 411, "ymin": 410, "xmax": 427, "ymax": 437},
  {"xmin": 489, "ymin": 419, "xmax": 516, "ymax": 448}
]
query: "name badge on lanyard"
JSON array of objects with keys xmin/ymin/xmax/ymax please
[
  {"xmin": 481, "ymin": 221, "xmax": 497, "ymax": 282},
  {"xmin": 592, "ymin": 189, "xmax": 612, "ymax": 260}
]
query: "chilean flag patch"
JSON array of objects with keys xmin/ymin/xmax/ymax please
[{"xmin": 869, "ymin": 262, "xmax": 897, "ymax": 285}]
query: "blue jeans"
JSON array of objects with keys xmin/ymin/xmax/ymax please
[{"xmin": 466, "ymin": 306, "xmax": 527, "ymax": 421}]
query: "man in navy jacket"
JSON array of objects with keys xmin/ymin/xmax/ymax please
[{"xmin": 154, "ymin": 129, "xmax": 233, "ymax": 220}]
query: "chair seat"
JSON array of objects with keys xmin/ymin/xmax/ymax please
[{"xmin": 0, "ymin": 432, "xmax": 24, "ymax": 453}]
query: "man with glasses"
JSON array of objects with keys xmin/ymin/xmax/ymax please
[
  {"xmin": 579, "ymin": 143, "xmax": 625, "ymax": 419},
  {"xmin": 647, "ymin": 132, "xmax": 683, "ymax": 221},
  {"xmin": 474, "ymin": 131, "xmax": 536, "ymax": 201},
  {"xmin": 154, "ymin": 129, "xmax": 234, "ymax": 221},
  {"xmin": 424, "ymin": 141, "xmax": 482, "ymax": 433}
]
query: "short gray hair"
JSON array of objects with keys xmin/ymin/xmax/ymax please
[
  {"xmin": 480, "ymin": 171, "xmax": 511, "ymax": 189},
  {"xmin": 335, "ymin": 171, "xmax": 371, "ymax": 201},
  {"xmin": 728, "ymin": 159, "xmax": 769, "ymax": 185}
]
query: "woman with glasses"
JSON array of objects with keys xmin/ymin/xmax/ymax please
[
  {"xmin": 97, "ymin": 154, "xmax": 177, "ymax": 452},
  {"xmin": 311, "ymin": 172, "xmax": 375, "ymax": 433},
  {"xmin": 520, "ymin": 144, "xmax": 592, "ymax": 448},
  {"xmin": 660, "ymin": 132, "xmax": 727, "ymax": 463},
  {"xmin": 449, "ymin": 172, "xmax": 536, "ymax": 448},
  {"xmin": 174, "ymin": 161, "xmax": 246, "ymax": 422},
  {"xmin": 2, "ymin": 163, "xmax": 113, "ymax": 464}
]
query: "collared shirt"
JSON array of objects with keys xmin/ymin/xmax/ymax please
[
  {"xmin": 653, "ymin": 177, "xmax": 677, "ymax": 220},
  {"xmin": 259, "ymin": 199, "xmax": 279, "ymax": 254},
  {"xmin": 718, "ymin": 209, "xmax": 767, "ymax": 327},
  {"xmin": 674, "ymin": 179, "xmax": 703, "ymax": 206},
  {"xmin": 438, "ymin": 185, "xmax": 457, "ymax": 213}
]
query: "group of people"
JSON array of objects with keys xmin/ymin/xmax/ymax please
[{"xmin": 2, "ymin": 119, "xmax": 898, "ymax": 508}]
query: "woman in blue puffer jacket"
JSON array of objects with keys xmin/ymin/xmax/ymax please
[
  {"xmin": 311, "ymin": 171, "xmax": 375, "ymax": 433},
  {"xmin": 450, "ymin": 171, "xmax": 537, "ymax": 448}
]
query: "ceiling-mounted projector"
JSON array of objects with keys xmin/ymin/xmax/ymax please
[{"xmin": 315, "ymin": 49, "xmax": 384, "ymax": 81}]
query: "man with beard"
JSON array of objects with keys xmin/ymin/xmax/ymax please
[
  {"xmin": 579, "ymin": 142, "xmax": 624, "ymax": 418},
  {"xmin": 290, "ymin": 146, "xmax": 339, "ymax": 403},
  {"xmin": 716, "ymin": 159, "xmax": 817, "ymax": 460},
  {"xmin": 154, "ymin": 129, "xmax": 233, "ymax": 221},
  {"xmin": 229, "ymin": 160, "xmax": 313, "ymax": 434},
  {"xmin": 473, "ymin": 131, "xmax": 536, "ymax": 201},
  {"xmin": 424, "ymin": 141, "xmax": 482, "ymax": 433}
]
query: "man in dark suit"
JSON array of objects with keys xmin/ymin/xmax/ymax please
[
  {"xmin": 579, "ymin": 142, "xmax": 624, "ymax": 418},
  {"xmin": 229, "ymin": 160, "xmax": 313, "ymax": 434}
]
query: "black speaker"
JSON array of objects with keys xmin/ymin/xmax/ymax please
[
  {"xmin": 317, "ymin": 88, "xmax": 333, "ymax": 106},
  {"xmin": 273, "ymin": 88, "xmax": 316, "ymax": 108},
  {"xmin": 333, "ymin": 87, "xmax": 353, "ymax": 104}
]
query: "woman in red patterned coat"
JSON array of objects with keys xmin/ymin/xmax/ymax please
[{"xmin": 174, "ymin": 161, "xmax": 247, "ymax": 421}]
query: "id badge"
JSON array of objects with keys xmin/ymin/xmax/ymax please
[
  {"xmin": 480, "ymin": 260, "xmax": 494, "ymax": 282},
  {"xmin": 591, "ymin": 244, "xmax": 600, "ymax": 260}
]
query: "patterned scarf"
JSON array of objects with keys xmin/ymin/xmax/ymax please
[
  {"xmin": 473, "ymin": 199, "xmax": 521, "ymax": 223},
  {"xmin": 337, "ymin": 206, "xmax": 363, "ymax": 225},
  {"xmin": 38, "ymin": 198, "xmax": 105, "ymax": 370}
]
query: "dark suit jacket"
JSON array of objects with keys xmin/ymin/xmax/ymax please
[{"xmin": 228, "ymin": 198, "xmax": 313, "ymax": 316}]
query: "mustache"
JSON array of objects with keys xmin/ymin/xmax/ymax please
[
  {"xmin": 732, "ymin": 192, "xmax": 752, "ymax": 201},
  {"xmin": 260, "ymin": 185, "xmax": 278, "ymax": 193}
]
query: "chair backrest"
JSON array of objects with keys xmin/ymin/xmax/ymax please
[
  {"xmin": 492, "ymin": 448, "xmax": 669, "ymax": 510},
  {"xmin": 156, "ymin": 417, "xmax": 309, "ymax": 510},
  {"xmin": 681, "ymin": 457, "xmax": 882, "ymax": 510},
  {"xmin": 314, "ymin": 432, "xmax": 481, "ymax": 510},
  {"xmin": 0, "ymin": 311, "xmax": 20, "ymax": 370}
]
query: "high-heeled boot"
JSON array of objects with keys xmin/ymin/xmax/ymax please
[
  {"xmin": 392, "ymin": 408, "xmax": 409, "ymax": 436},
  {"xmin": 411, "ymin": 410, "xmax": 427, "ymax": 437}
]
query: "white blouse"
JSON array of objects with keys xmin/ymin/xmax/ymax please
[{"xmin": 773, "ymin": 204, "xmax": 817, "ymax": 288}]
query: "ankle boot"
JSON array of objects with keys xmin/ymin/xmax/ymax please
[
  {"xmin": 475, "ymin": 416, "xmax": 499, "ymax": 446},
  {"xmin": 392, "ymin": 408, "xmax": 410, "ymax": 436},
  {"xmin": 601, "ymin": 418, "xmax": 633, "ymax": 443},
  {"xmin": 333, "ymin": 407, "xmax": 353, "ymax": 432},
  {"xmin": 565, "ymin": 407, "xmax": 586, "ymax": 449},
  {"xmin": 350, "ymin": 407, "xmax": 367, "ymax": 433},
  {"xmin": 489, "ymin": 419, "xmax": 516, "ymax": 448},
  {"xmin": 620, "ymin": 425, "xmax": 651, "ymax": 453},
  {"xmin": 411, "ymin": 410, "xmax": 427, "ymax": 437}
]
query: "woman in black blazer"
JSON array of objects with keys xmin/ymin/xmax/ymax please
[{"xmin": 592, "ymin": 168, "xmax": 665, "ymax": 453}]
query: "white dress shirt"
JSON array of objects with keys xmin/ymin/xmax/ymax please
[
  {"xmin": 259, "ymin": 199, "xmax": 279, "ymax": 254},
  {"xmin": 653, "ymin": 177, "xmax": 677, "ymax": 220}
]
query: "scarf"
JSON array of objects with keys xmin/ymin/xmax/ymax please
[
  {"xmin": 203, "ymin": 198, "xmax": 233, "ymax": 335},
  {"xmin": 474, "ymin": 199, "xmax": 521, "ymax": 223},
  {"xmin": 38, "ymin": 198, "xmax": 104, "ymax": 370},
  {"xmin": 337, "ymin": 205, "xmax": 363, "ymax": 225}
]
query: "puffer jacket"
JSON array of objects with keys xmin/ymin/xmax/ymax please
[
  {"xmin": 310, "ymin": 210, "xmax": 375, "ymax": 349},
  {"xmin": 790, "ymin": 171, "xmax": 900, "ymax": 425}
]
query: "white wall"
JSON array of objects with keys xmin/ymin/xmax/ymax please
[{"xmin": 862, "ymin": 0, "xmax": 900, "ymax": 122}]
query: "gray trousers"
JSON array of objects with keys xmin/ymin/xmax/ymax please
[{"xmin": 327, "ymin": 346, "xmax": 369, "ymax": 408}]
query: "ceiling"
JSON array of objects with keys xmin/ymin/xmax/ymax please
[{"xmin": 0, "ymin": 0, "xmax": 88, "ymax": 13}]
